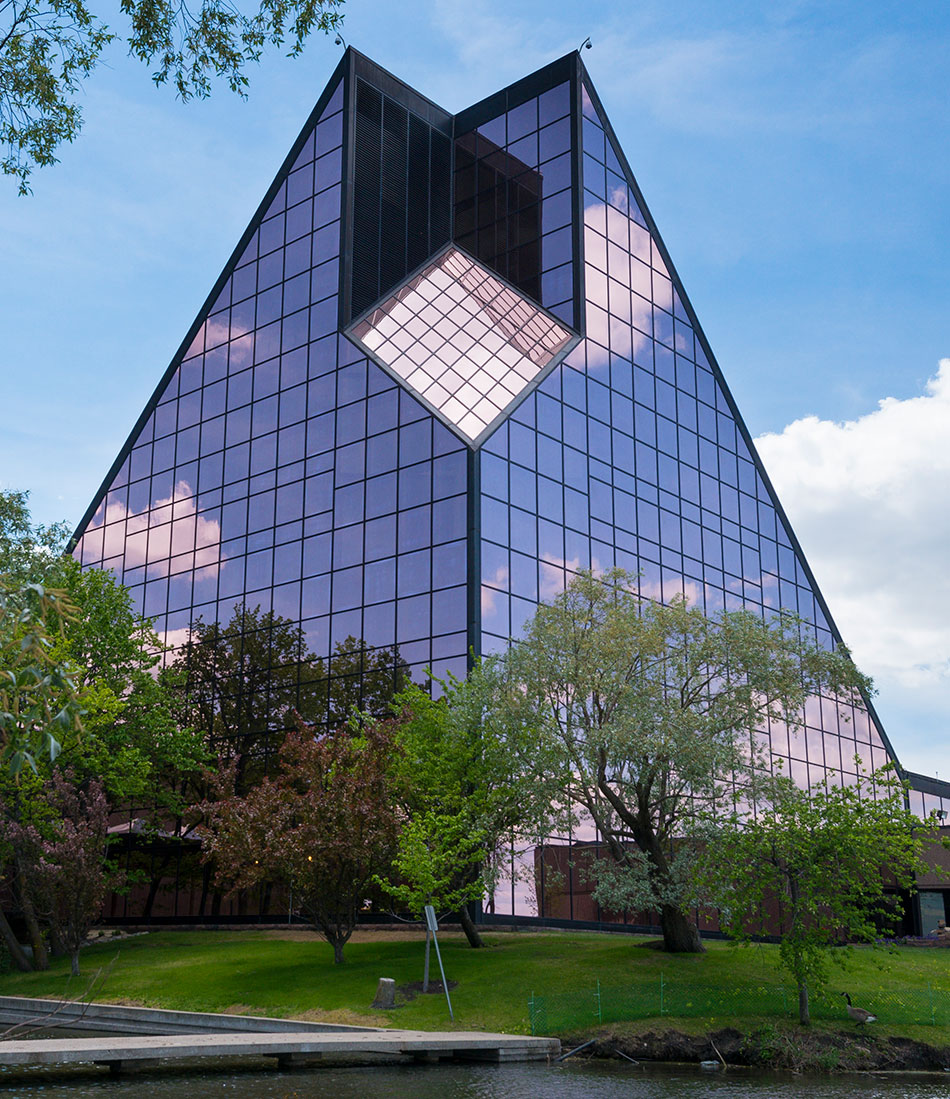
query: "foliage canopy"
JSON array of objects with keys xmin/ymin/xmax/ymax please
[
  {"xmin": 701, "ymin": 765, "xmax": 938, "ymax": 1025},
  {"xmin": 381, "ymin": 665, "xmax": 558, "ymax": 947},
  {"xmin": 0, "ymin": 489, "xmax": 207, "ymax": 969},
  {"xmin": 1, "ymin": 0, "xmax": 343, "ymax": 192},
  {"xmin": 490, "ymin": 567, "xmax": 870, "ymax": 953},
  {"xmin": 201, "ymin": 720, "xmax": 399, "ymax": 963}
]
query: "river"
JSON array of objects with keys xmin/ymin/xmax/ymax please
[{"xmin": 2, "ymin": 1059, "xmax": 949, "ymax": 1097}]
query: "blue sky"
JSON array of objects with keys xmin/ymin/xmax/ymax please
[{"xmin": 2, "ymin": 0, "xmax": 948, "ymax": 776}]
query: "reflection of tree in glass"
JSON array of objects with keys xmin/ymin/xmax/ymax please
[
  {"xmin": 323, "ymin": 635, "xmax": 411, "ymax": 734},
  {"xmin": 167, "ymin": 605, "xmax": 409, "ymax": 792}
]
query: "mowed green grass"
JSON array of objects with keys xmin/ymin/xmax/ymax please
[{"xmin": 1, "ymin": 929, "xmax": 948, "ymax": 1039}]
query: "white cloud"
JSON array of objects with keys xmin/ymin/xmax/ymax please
[{"xmin": 755, "ymin": 360, "xmax": 950, "ymax": 772}]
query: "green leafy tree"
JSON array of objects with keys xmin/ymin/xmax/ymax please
[
  {"xmin": 0, "ymin": 490, "xmax": 207, "ymax": 959},
  {"xmin": 0, "ymin": 491, "xmax": 205, "ymax": 804},
  {"xmin": 382, "ymin": 666, "xmax": 560, "ymax": 949},
  {"xmin": 1, "ymin": 0, "xmax": 343, "ymax": 192},
  {"xmin": 0, "ymin": 490, "xmax": 70, "ymax": 581},
  {"xmin": 702, "ymin": 766, "xmax": 937, "ymax": 1025},
  {"xmin": 168, "ymin": 611, "xmax": 407, "ymax": 917},
  {"xmin": 0, "ymin": 490, "xmax": 83, "ymax": 775},
  {"xmin": 201, "ymin": 720, "xmax": 399, "ymax": 963},
  {"xmin": 493, "ymin": 567, "xmax": 869, "ymax": 954},
  {"xmin": 0, "ymin": 580, "xmax": 83, "ymax": 776},
  {"xmin": 52, "ymin": 558, "xmax": 209, "ymax": 812}
]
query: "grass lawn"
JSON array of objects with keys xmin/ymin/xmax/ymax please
[{"xmin": 1, "ymin": 928, "xmax": 948, "ymax": 1044}]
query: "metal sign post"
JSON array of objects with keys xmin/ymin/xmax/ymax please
[{"xmin": 423, "ymin": 905, "xmax": 453, "ymax": 1021}]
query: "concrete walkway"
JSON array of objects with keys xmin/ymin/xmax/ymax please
[
  {"xmin": 0, "ymin": 995, "xmax": 372, "ymax": 1035},
  {"xmin": 0, "ymin": 997, "xmax": 559, "ymax": 1074}
]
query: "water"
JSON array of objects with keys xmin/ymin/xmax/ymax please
[{"xmin": 1, "ymin": 1060, "xmax": 948, "ymax": 1098}]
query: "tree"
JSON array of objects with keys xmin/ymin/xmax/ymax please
[
  {"xmin": 1, "ymin": 0, "xmax": 343, "ymax": 193},
  {"xmin": 201, "ymin": 720, "xmax": 399, "ymax": 963},
  {"xmin": 15, "ymin": 773, "xmax": 120, "ymax": 976},
  {"xmin": 0, "ymin": 490, "xmax": 207, "ymax": 960},
  {"xmin": 702, "ymin": 766, "xmax": 936, "ymax": 1025},
  {"xmin": 0, "ymin": 490, "xmax": 81, "ymax": 774},
  {"xmin": 494, "ymin": 567, "xmax": 869, "ymax": 954},
  {"xmin": 0, "ymin": 580, "xmax": 83, "ymax": 775},
  {"xmin": 0, "ymin": 490, "xmax": 70, "ymax": 582},
  {"xmin": 52, "ymin": 557, "xmax": 209, "ymax": 810},
  {"xmin": 168, "ymin": 610, "xmax": 407, "ymax": 918},
  {"xmin": 0, "ymin": 491, "xmax": 205, "ymax": 801},
  {"xmin": 383, "ymin": 666, "xmax": 560, "ymax": 948}
]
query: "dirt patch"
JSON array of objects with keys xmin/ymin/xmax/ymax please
[
  {"xmin": 581, "ymin": 1025, "xmax": 950, "ymax": 1073},
  {"xmin": 290, "ymin": 1006, "xmax": 394, "ymax": 1028},
  {"xmin": 397, "ymin": 979, "xmax": 459, "ymax": 1002}
]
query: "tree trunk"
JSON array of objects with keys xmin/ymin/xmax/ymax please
[
  {"xmin": 17, "ymin": 870, "xmax": 48, "ymax": 971},
  {"xmin": 49, "ymin": 924, "xmax": 67, "ymax": 958},
  {"xmin": 0, "ymin": 907, "xmax": 33, "ymax": 972},
  {"xmin": 659, "ymin": 903, "xmax": 704, "ymax": 953},
  {"xmin": 198, "ymin": 863, "xmax": 212, "ymax": 916},
  {"xmin": 70, "ymin": 949, "xmax": 80, "ymax": 977},
  {"xmin": 798, "ymin": 981, "xmax": 810, "ymax": 1026},
  {"xmin": 597, "ymin": 797, "xmax": 704, "ymax": 955},
  {"xmin": 143, "ymin": 853, "xmax": 172, "ymax": 918},
  {"xmin": 458, "ymin": 904, "xmax": 484, "ymax": 948},
  {"xmin": 333, "ymin": 939, "xmax": 344, "ymax": 965}
]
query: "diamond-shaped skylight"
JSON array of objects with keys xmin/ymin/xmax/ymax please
[{"xmin": 348, "ymin": 247, "xmax": 575, "ymax": 444}]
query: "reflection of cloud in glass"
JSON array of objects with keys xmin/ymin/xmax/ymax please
[
  {"xmin": 481, "ymin": 563, "xmax": 509, "ymax": 615},
  {"xmin": 79, "ymin": 481, "xmax": 222, "ymax": 579},
  {"xmin": 582, "ymin": 199, "xmax": 654, "ymax": 370},
  {"xmin": 155, "ymin": 625, "xmax": 193, "ymax": 659},
  {"xmin": 539, "ymin": 552, "xmax": 584, "ymax": 600},
  {"xmin": 187, "ymin": 318, "xmax": 253, "ymax": 368}
]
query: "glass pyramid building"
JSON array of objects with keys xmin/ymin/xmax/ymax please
[{"xmin": 71, "ymin": 49, "xmax": 947, "ymax": 924}]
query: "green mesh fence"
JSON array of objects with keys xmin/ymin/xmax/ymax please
[{"xmin": 527, "ymin": 978, "xmax": 950, "ymax": 1034}]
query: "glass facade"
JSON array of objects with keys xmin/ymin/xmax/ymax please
[
  {"xmin": 72, "ymin": 65, "xmax": 471, "ymax": 744},
  {"xmin": 478, "ymin": 81, "xmax": 893, "ymax": 788},
  {"xmin": 70, "ymin": 48, "xmax": 945, "ymax": 925},
  {"xmin": 454, "ymin": 75, "xmax": 578, "ymax": 328}
]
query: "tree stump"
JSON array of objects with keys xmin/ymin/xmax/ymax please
[{"xmin": 371, "ymin": 977, "xmax": 396, "ymax": 1009}]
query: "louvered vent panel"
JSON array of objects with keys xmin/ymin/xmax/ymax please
[
  {"xmin": 348, "ymin": 77, "xmax": 453, "ymax": 322},
  {"xmin": 406, "ymin": 115, "xmax": 430, "ymax": 270},
  {"xmin": 429, "ymin": 131, "xmax": 452, "ymax": 252},
  {"xmin": 352, "ymin": 79, "xmax": 383, "ymax": 318},
  {"xmin": 379, "ymin": 97, "xmax": 409, "ymax": 295}
]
